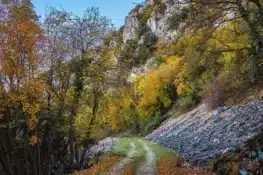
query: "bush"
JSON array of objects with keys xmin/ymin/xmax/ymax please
[
  {"xmin": 119, "ymin": 40, "xmax": 138, "ymax": 68},
  {"xmin": 176, "ymin": 94, "xmax": 194, "ymax": 112},
  {"xmin": 168, "ymin": 7, "xmax": 190, "ymax": 30},
  {"xmin": 142, "ymin": 30, "xmax": 158, "ymax": 48},
  {"xmin": 158, "ymin": 2, "xmax": 167, "ymax": 15},
  {"xmin": 139, "ymin": 5, "xmax": 152, "ymax": 26},
  {"xmin": 137, "ymin": 23, "xmax": 149, "ymax": 37},
  {"xmin": 153, "ymin": 0, "xmax": 162, "ymax": 5},
  {"xmin": 135, "ymin": 29, "xmax": 158, "ymax": 65},
  {"xmin": 141, "ymin": 116, "xmax": 162, "ymax": 135},
  {"xmin": 152, "ymin": 0, "xmax": 167, "ymax": 15},
  {"xmin": 202, "ymin": 79, "xmax": 226, "ymax": 109}
]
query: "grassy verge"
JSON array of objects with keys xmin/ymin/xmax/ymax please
[
  {"xmin": 107, "ymin": 137, "xmax": 134, "ymax": 157},
  {"xmin": 142, "ymin": 139, "xmax": 178, "ymax": 160}
]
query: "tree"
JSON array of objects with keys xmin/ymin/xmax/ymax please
[
  {"xmin": 171, "ymin": 0, "xmax": 263, "ymax": 72},
  {"xmin": 0, "ymin": 3, "xmax": 114, "ymax": 174},
  {"xmin": 43, "ymin": 7, "xmax": 113, "ymax": 171},
  {"xmin": 0, "ymin": 1, "xmax": 45, "ymax": 175}
]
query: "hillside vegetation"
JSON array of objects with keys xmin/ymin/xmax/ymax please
[{"xmin": 0, "ymin": 0, "xmax": 263, "ymax": 174}]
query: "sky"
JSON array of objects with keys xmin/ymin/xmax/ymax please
[{"xmin": 32, "ymin": 0, "xmax": 144, "ymax": 28}]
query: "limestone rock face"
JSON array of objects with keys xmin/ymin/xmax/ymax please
[
  {"xmin": 123, "ymin": 14, "xmax": 139, "ymax": 43},
  {"xmin": 122, "ymin": 0, "xmax": 180, "ymax": 43},
  {"xmin": 146, "ymin": 101, "xmax": 263, "ymax": 166},
  {"xmin": 146, "ymin": 0, "xmax": 178, "ymax": 41}
]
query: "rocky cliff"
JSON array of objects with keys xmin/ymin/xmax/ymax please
[
  {"xmin": 146, "ymin": 101, "xmax": 263, "ymax": 166},
  {"xmin": 122, "ymin": 0, "xmax": 179, "ymax": 43},
  {"xmin": 123, "ymin": 11, "xmax": 140, "ymax": 43}
]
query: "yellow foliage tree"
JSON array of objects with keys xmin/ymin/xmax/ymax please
[{"xmin": 138, "ymin": 55, "xmax": 190, "ymax": 117}]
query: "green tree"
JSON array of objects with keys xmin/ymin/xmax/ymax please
[{"xmin": 172, "ymin": 0, "xmax": 263, "ymax": 71}]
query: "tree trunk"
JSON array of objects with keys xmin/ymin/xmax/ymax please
[{"xmin": 69, "ymin": 125, "xmax": 75, "ymax": 170}]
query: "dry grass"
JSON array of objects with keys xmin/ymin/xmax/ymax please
[
  {"xmin": 225, "ymin": 85, "xmax": 263, "ymax": 106},
  {"xmin": 74, "ymin": 155, "xmax": 121, "ymax": 175},
  {"xmin": 122, "ymin": 155, "xmax": 144, "ymax": 175},
  {"xmin": 156, "ymin": 156, "xmax": 212, "ymax": 175},
  {"xmin": 123, "ymin": 165, "xmax": 133, "ymax": 175}
]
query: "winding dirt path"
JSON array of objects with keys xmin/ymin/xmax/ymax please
[
  {"xmin": 136, "ymin": 140, "xmax": 156, "ymax": 175},
  {"xmin": 110, "ymin": 142, "xmax": 136, "ymax": 175}
]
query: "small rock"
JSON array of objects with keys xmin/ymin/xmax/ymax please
[{"xmin": 213, "ymin": 107, "xmax": 224, "ymax": 117}]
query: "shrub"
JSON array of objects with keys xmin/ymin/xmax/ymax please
[
  {"xmin": 137, "ymin": 24, "xmax": 150, "ymax": 38},
  {"xmin": 202, "ymin": 79, "xmax": 226, "ymax": 109},
  {"xmin": 142, "ymin": 30, "xmax": 158, "ymax": 48},
  {"xmin": 142, "ymin": 116, "xmax": 162, "ymax": 134},
  {"xmin": 154, "ymin": 1, "xmax": 167, "ymax": 15},
  {"xmin": 153, "ymin": 0, "xmax": 162, "ymax": 5},
  {"xmin": 168, "ymin": 7, "xmax": 190, "ymax": 30},
  {"xmin": 135, "ymin": 29, "xmax": 158, "ymax": 65},
  {"xmin": 158, "ymin": 2, "xmax": 167, "ymax": 15},
  {"xmin": 176, "ymin": 94, "xmax": 194, "ymax": 112},
  {"xmin": 139, "ymin": 5, "xmax": 152, "ymax": 26},
  {"xmin": 119, "ymin": 40, "xmax": 138, "ymax": 68}
]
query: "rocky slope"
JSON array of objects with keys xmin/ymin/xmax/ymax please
[{"xmin": 146, "ymin": 101, "xmax": 263, "ymax": 166}]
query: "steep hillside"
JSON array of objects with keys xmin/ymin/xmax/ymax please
[{"xmin": 146, "ymin": 101, "xmax": 263, "ymax": 167}]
